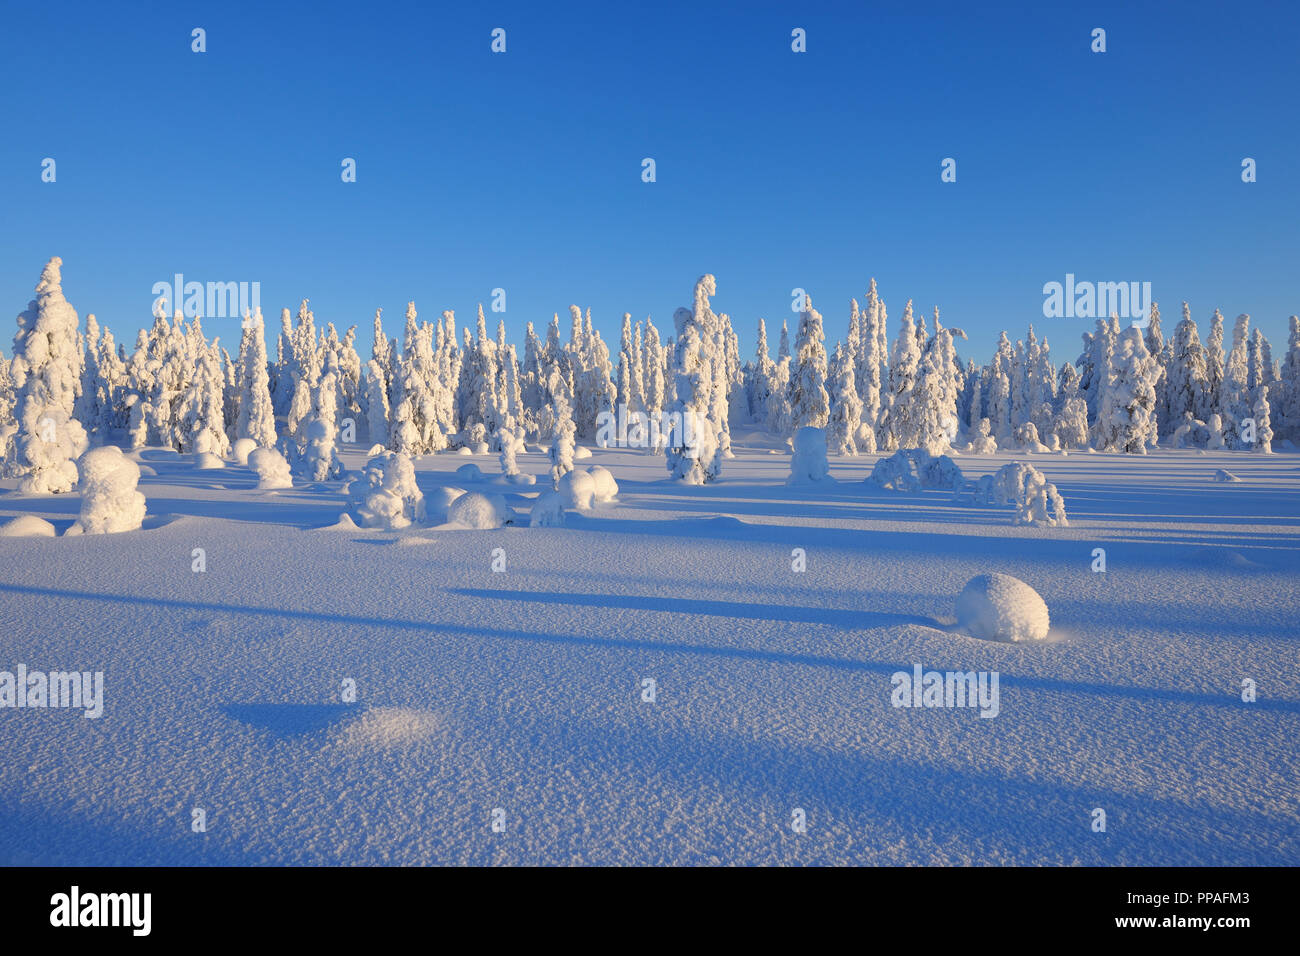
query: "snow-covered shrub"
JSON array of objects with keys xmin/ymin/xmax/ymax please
[
  {"xmin": 1206, "ymin": 413, "xmax": 1226, "ymax": 450},
  {"xmin": 455, "ymin": 463, "xmax": 483, "ymax": 482},
  {"xmin": 231, "ymin": 437, "xmax": 257, "ymax": 465},
  {"xmin": 1213, "ymin": 468, "xmax": 1240, "ymax": 482},
  {"xmin": 557, "ymin": 469, "xmax": 597, "ymax": 510},
  {"xmin": 366, "ymin": 443, "xmax": 386, "ymax": 457},
  {"xmin": 965, "ymin": 418, "xmax": 997, "ymax": 454},
  {"xmin": 956, "ymin": 573, "xmax": 1050, "ymax": 642},
  {"xmin": 787, "ymin": 426, "xmax": 832, "ymax": 485},
  {"xmin": 470, "ymin": 441, "xmax": 490, "ymax": 455},
  {"xmin": 573, "ymin": 445, "xmax": 592, "ymax": 460},
  {"xmin": 74, "ymin": 445, "xmax": 146, "ymax": 534},
  {"xmin": 194, "ymin": 452, "xmax": 225, "ymax": 470},
  {"xmin": 1012, "ymin": 421, "xmax": 1049, "ymax": 453},
  {"xmin": 586, "ymin": 465, "xmax": 618, "ymax": 501},
  {"xmin": 0, "ymin": 515, "xmax": 57, "ymax": 537},
  {"xmin": 447, "ymin": 491, "xmax": 505, "ymax": 529},
  {"xmin": 973, "ymin": 462, "xmax": 1068, "ymax": 527},
  {"xmin": 349, "ymin": 451, "xmax": 426, "ymax": 530},
  {"xmin": 249, "ymin": 447, "xmax": 293, "ymax": 489},
  {"xmin": 869, "ymin": 448, "xmax": 964, "ymax": 492},
  {"xmin": 530, "ymin": 491, "xmax": 566, "ymax": 527}
]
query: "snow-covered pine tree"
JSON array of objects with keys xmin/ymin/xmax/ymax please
[
  {"xmin": 299, "ymin": 354, "xmax": 343, "ymax": 480},
  {"xmin": 884, "ymin": 300, "xmax": 922, "ymax": 448},
  {"xmin": 786, "ymin": 293, "xmax": 830, "ymax": 430},
  {"xmin": 6, "ymin": 257, "xmax": 89, "ymax": 492},
  {"xmin": 176, "ymin": 342, "xmax": 230, "ymax": 458},
  {"xmin": 827, "ymin": 342, "xmax": 863, "ymax": 456},
  {"xmin": 365, "ymin": 358, "xmax": 390, "ymax": 448},
  {"xmin": 1252, "ymin": 386, "xmax": 1273, "ymax": 453},
  {"xmin": 1281, "ymin": 315, "xmax": 1300, "ymax": 442},
  {"xmin": 1053, "ymin": 363, "xmax": 1090, "ymax": 450},
  {"xmin": 665, "ymin": 318, "xmax": 718, "ymax": 483},
  {"xmin": 642, "ymin": 316, "xmax": 666, "ymax": 449},
  {"xmin": 1220, "ymin": 313, "xmax": 1253, "ymax": 449},
  {"xmin": 856, "ymin": 283, "xmax": 886, "ymax": 447},
  {"xmin": 549, "ymin": 392, "xmax": 576, "ymax": 486},
  {"xmin": 1166, "ymin": 302, "xmax": 1208, "ymax": 428},
  {"xmin": 236, "ymin": 308, "xmax": 277, "ymax": 448},
  {"xmin": 1092, "ymin": 325, "xmax": 1160, "ymax": 453},
  {"xmin": 1204, "ymin": 308, "xmax": 1226, "ymax": 419}
]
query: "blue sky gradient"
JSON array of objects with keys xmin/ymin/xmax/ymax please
[{"xmin": 2, "ymin": 0, "xmax": 1296, "ymax": 364}]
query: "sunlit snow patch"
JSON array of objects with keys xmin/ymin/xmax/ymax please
[{"xmin": 334, "ymin": 706, "xmax": 444, "ymax": 750}]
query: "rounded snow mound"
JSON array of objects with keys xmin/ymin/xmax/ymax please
[
  {"xmin": 248, "ymin": 447, "xmax": 293, "ymax": 489},
  {"xmin": 469, "ymin": 441, "xmax": 490, "ymax": 455},
  {"xmin": 0, "ymin": 515, "xmax": 57, "ymax": 538},
  {"xmin": 76, "ymin": 445, "xmax": 146, "ymax": 534},
  {"xmin": 1213, "ymin": 469, "xmax": 1241, "ymax": 482},
  {"xmin": 230, "ymin": 438, "xmax": 257, "ymax": 465},
  {"xmin": 530, "ymin": 491, "xmax": 566, "ymax": 527},
  {"xmin": 573, "ymin": 445, "xmax": 592, "ymax": 460},
  {"xmin": 506, "ymin": 471, "xmax": 537, "ymax": 486},
  {"xmin": 426, "ymin": 486, "xmax": 467, "ymax": 523},
  {"xmin": 194, "ymin": 451, "xmax": 225, "ymax": 470},
  {"xmin": 956, "ymin": 573, "xmax": 1050, "ymax": 643},
  {"xmin": 557, "ymin": 469, "xmax": 597, "ymax": 510},
  {"xmin": 446, "ymin": 491, "xmax": 505, "ymax": 529},
  {"xmin": 366, "ymin": 443, "xmax": 387, "ymax": 457},
  {"xmin": 335, "ymin": 707, "xmax": 444, "ymax": 750},
  {"xmin": 454, "ymin": 446, "xmax": 473, "ymax": 456},
  {"xmin": 455, "ymin": 463, "xmax": 483, "ymax": 481},
  {"xmin": 586, "ymin": 465, "xmax": 618, "ymax": 501}
]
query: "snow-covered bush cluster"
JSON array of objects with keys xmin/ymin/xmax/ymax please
[
  {"xmin": 973, "ymin": 462, "xmax": 1069, "ymax": 527},
  {"xmin": 869, "ymin": 448, "xmax": 965, "ymax": 492},
  {"xmin": 347, "ymin": 450, "xmax": 426, "ymax": 530},
  {"xmin": 73, "ymin": 445, "xmax": 146, "ymax": 534},
  {"xmin": 2, "ymin": 258, "xmax": 1296, "ymax": 507}
]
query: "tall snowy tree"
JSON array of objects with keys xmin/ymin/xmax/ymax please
[
  {"xmin": 1092, "ymin": 327, "xmax": 1160, "ymax": 453},
  {"xmin": 1166, "ymin": 302, "xmax": 1208, "ymax": 427},
  {"xmin": 7, "ymin": 257, "xmax": 90, "ymax": 492},
  {"xmin": 786, "ymin": 294, "xmax": 830, "ymax": 430},
  {"xmin": 827, "ymin": 343, "xmax": 863, "ymax": 456},
  {"xmin": 235, "ymin": 308, "xmax": 277, "ymax": 448}
]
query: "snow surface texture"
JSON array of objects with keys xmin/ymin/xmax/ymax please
[
  {"xmin": 73, "ymin": 445, "xmax": 146, "ymax": 535},
  {"xmin": 955, "ymin": 573, "xmax": 1051, "ymax": 643},
  {"xmin": 1, "ymin": 439, "xmax": 1297, "ymax": 865}
]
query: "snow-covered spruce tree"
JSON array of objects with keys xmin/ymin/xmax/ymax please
[
  {"xmin": 549, "ymin": 392, "xmax": 576, "ymax": 487},
  {"xmin": 365, "ymin": 358, "xmax": 390, "ymax": 448},
  {"xmin": 1252, "ymin": 386, "xmax": 1274, "ymax": 453},
  {"xmin": 1053, "ymin": 364, "xmax": 1090, "ymax": 450},
  {"xmin": 883, "ymin": 300, "xmax": 922, "ymax": 449},
  {"xmin": 1092, "ymin": 326, "xmax": 1160, "ymax": 453},
  {"xmin": 7, "ymin": 257, "xmax": 89, "ymax": 492},
  {"xmin": 298, "ymin": 354, "xmax": 343, "ymax": 481},
  {"xmin": 777, "ymin": 317, "xmax": 790, "ymax": 362},
  {"xmin": 1281, "ymin": 315, "xmax": 1300, "ymax": 442},
  {"xmin": 630, "ymin": 321, "xmax": 646, "ymax": 420},
  {"xmin": 912, "ymin": 345, "xmax": 952, "ymax": 456},
  {"xmin": 855, "ymin": 287, "xmax": 886, "ymax": 447},
  {"xmin": 665, "ymin": 320, "xmax": 718, "ymax": 483},
  {"xmin": 1078, "ymin": 317, "xmax": 1117, "ymax": 425},
  {"xmin": 786, "ymin": 293, "xmax": 830, "ymax": 430},
  {"xmin": 176, "ymin": 343, "xmax": 231, "ymax": 457},
  {"xmin": 642, "ymin": 316, "xmax": 666, "ymax": 448},
  {"xmin": 664, "ymin": 276, "xmax": 726, "ymax": 482},
  {"xmin": 748, "ymin": 317, "xmax": 775, "ymax": 427},
  {"xmin": 987, "ymin": 331, "xmax": 1015, "ymax": 445},
  {"xmin": 616, "ymin": 313, "xmax": 635, "ymax": 420},
  {"xmin": 371, "ymin": 308, "xmax": 392, "ymax": 404},
  {"xmin": 73, "ymin": 314, "xmax": 105, "ymax": 445},
  {"xmin": 766, "ymin": 355, "xmax": 793, "ymax": 438},
  {"xmin": 1166, "ymin": 303, "xmax": 1208, "ymax": 429},
  {"xmin": 235, "ymin": 308, "xmax": 277, "ymax": 449},
  {"xmin": 1204, "ymin": 308, "xmax": 1226, "ymax": 420},
  {"xmin": 579, "ymin": 328, "xmax": 617, "ymax": 443},
  {"xmin": 827, "ymin": 343, "xmax": 863, "ymax": 456},
  {"xmin": 1220, "ymin": 313, "xmax": 1253, "ymax": 449}
]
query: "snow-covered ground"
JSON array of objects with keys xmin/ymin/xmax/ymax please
[{"xmin": 1, "ymin": 435, "xmax": 1297, "ymax": 865}]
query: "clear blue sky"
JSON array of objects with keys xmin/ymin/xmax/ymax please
[{"xmin": 2, "ymin": 0, "xmax": 1296, "ymax": 365}]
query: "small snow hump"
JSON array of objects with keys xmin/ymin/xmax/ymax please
[
  {"xmin": 1213, "ymin": 468, "xmax": 1241, "ymax": 482},
  {"xmin": 956, "ymin": 573, "xmax": 1050, "ymax": 643}
]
